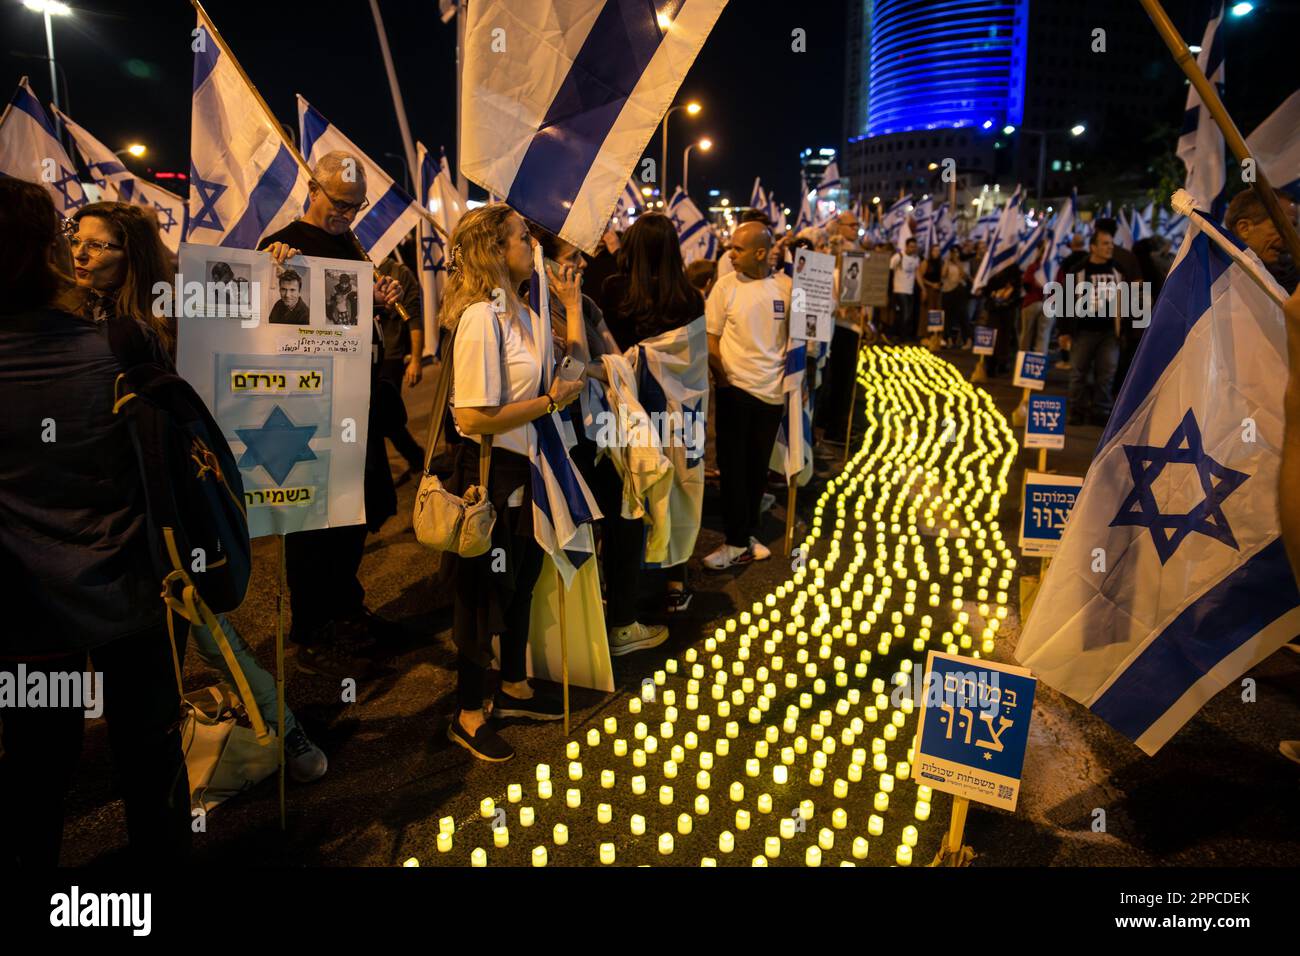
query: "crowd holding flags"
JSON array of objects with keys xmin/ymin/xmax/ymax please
[
  {"xmin": 0, "ymin": 77, "xmax": 88, "ymax": 216},
  {"xmin": 971, "ymin": 185, "xmax": 1023, "ymax": 292},
  {"xmin": 417, "ymin": 143, "xmax": 465, "ymax": 357},
  {"xmin": 668, "ymin": 186, "xmax": 718, "ymax": 264},
  {"xmin": 1036, "ymin": 188, "xmax": 1076, "ymax": 287}
]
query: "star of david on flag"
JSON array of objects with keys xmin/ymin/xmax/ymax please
[
  {"xmin": 1016, "ymin": 203, "xmax": 1300, "ymax": 755},
  {"xmin": 0, "ymin": 78, "xmax": 88, "ymax": 214}
]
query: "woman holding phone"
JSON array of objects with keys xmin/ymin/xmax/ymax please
[{"xmin": 441, "ymin": 204, "xmax": 588, "ymax": 762}]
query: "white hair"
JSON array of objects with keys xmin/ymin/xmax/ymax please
[{"xmin": 312, "ymin": 150, "xmax": 366, "ymax": 187}]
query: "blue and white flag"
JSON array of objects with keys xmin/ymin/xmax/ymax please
[
  {"xmin": 417, "ymin": 142, "xmax": 465, "ymax": 358},
  {"xmin": 613, "ymin": 175, "xmax": 644, "ymax": 226},
  {"xmin": 933, "ymin": 202, "xmax": 957, "ymax": 254},
  {"xmin": 630, "ymin": 316, "xmax": 710, "ymax": 566},
  {"xmin": 299, "ymin": 96, "xmax": 424, "ymax": 263},
  {"xmin": 668, "ymin": 186, "xmax": 717, "ymax": 264},
  {"xmin": 186, "ymin": 12, "xmax": 310, "ymax": 247},
  {"xmin": 1016, "ymin": 202, "xmax": 1300, "ymax": 755},
  {"xmin": 882, "ymin": 194, "xmax": 911, "ymax": 246},
  {"xmin": 0, "ymin": 77, "xmax": 88, "ymax": 214},
  {"xmin": 794, "ymin": 185, "xmax": 813, "ymax": 232},
  {"xmin": 1036, "ymin": 188, "xmax": 1076, "ymax": 287},
  {"xmin": 766, "ymin": 192, "xmax": 787, "ymax": 233},
  {"xmin": 54, "ymin": 106, "xmax": 186, "ymax": 252},
  {"xmin": 1177, "ymin": 1, "xmax": 1226, "ymax": 216},
  {"xmin": 770, "ymin": 337, "xmax": 812, "ymax": 485},
  {"xmin": 1015, "ymin": 214, "xmax": 1049, "ymax": 271},
  {"xmin": 969, "ymin": 209, "xmax": 1000, "ymax": 245},
  {"xmin": 1246, "ymin": 88, "xmax": 1300, "ymax": 199},
  {"xmin": 526, "ymin": 243, "xmax": 602, "ymax": 587},
  {"xmin": 459, "ymin": 0, "xmax": 728, "ymax": 253},
  {"xmin": 971, "ymin": 185, "xmax": 1023, "ymax": 293},
  {"xmin": 911, "ymin": 196, "xmax": 934, "ymax": 252},
  {"xmin": 815, "ymin": 160, "xmax": 841, "ymax": 193},
  {"xmin": 1114, "ymin": 207, "xmax": 1134, "ymax": 249},
  {"xmin": 1131, "ymin": 202, "xmax": 1153, "ymax": 243},
  {"xmin": 749, "ymin": 176, "xmax": 767, "ymax": 215}
]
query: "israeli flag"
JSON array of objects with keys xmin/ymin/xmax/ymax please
[
  {"xmin": 186, "ymin": 13, "xmax": 310, "ymax": 247},
  {"xmin": 1036, "ymin": 188, "xmax": 1076, "ymax": 287},
  {"xmin": 815, "ymin": 160, "xmax": 841, "ymax": 193},
  {"xmin": 1016, "ymin": 202, "xmax": 1300, "ymax": 755},
  {"xmin": 1131, "ymin": 202, "xmax": 1153, "ymax": 243},
  {"xmin": 969, "ymin": 209, "xmax": 1000, "ymax": 245},
  {"xmin": 766, "ymin": 192, "xmax": 787, "ymax": 233},
  {"xmin": 911, "ymin": 196, "xmax": 934, "ymax": 252},
  {"xmin": 298, "ymin": 96, "xmax": 423, "ymax": 263},
  {"xmin": 1246, "ymin": 88, "xmax": 1300, "ymax": 199},
  {"xmin": 770, "ymin": 338, "xmax": 812, "ymax": 486},
  {"xmin": 882, "ymin": 195, "xmax": 911, "ymax": 246},
  {"xmin": 1177, "ymin": 1, "xmax": 1226, "ymax": 216},
  {"xmin": 668, "ymin": 186, "xmax": 717, "ymax": 265},
  {"xmin": 54, "ymin": 107, "xmax": 186, "ymax": 252},
  {"xmin": 1015, "ymin": 215, "xmax": 1049, "ymax": 271},
  {"xmin": 749, "ymin": 176, "xmax": 767, "ymax": 214},
  {"xmin": 1114, "ymin": 207, "xmax": 1134, "ymax": 249},
  {"xmin": 934, "ymin": 202, "xmax": 957, "ymax": 254},
  {"xmin": 526, "ymin": 244, "xmax": 602, "ymax": 588},
  {"xmin": 613, "ymin": 175, "xmax": 644, "ymax": 226},
  {"xmin": 459, "ymin": 0, "xmax": 728, "ymax": 253},
  {"xmin": 629, "ymin": 317, "xmax": 710, "ymax": 566},
  {"xmin": 0, "ymin": 77, "xmax": 88, "ymax": 214},
  {"xmin": 417, "ymin": 142, "xmax": 465, "ymax": 358},
  {"xmin": 794, "ymin": 186, "xmax": 813, "ymax": 232},
  {"xmin": 971, "ymin": 185, "xmax": 1023, "ymax": 293}
]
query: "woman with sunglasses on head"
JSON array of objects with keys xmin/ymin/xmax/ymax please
[
  {"xmin": 69, "ymin": 200, "xmax": 330, "ymax": 784},
  {"xmin": 439, "ymin": 204, "xmax": 589, "ymax": 762}
]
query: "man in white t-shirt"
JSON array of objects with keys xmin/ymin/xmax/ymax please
[
  {"xmin": 703, "ymin": 221, "xmax": 791, "ymax": 569},
  {"xmin": 889, "ymin": 236, "xmax": 920, "ymax": 341}
]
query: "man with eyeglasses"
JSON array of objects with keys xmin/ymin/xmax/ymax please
[{"xmin": 257, "ymin": 150, "xmax": 406, "ymax": 677}]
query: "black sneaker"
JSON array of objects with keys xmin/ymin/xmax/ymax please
[
  {"xmin": 493, "ymin": 686, "xmax": 565, "ymax": 721},
  {"xmin": 665, "ymin": 587, "xmax": 694, "ymax": 614},
  {"xmin": 295, "ymin": 643, "xmax": 370, "ymax": 679},
  {"xmin": 447, "ymin": 715, "xmax": 515, "ymax": 762}
]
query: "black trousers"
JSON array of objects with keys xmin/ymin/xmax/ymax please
[
  {"xmin": 377, "ymin": 358, "xmax": 424, "ymax": 472},
  {"xmin": 715, "ymin": 385, "xmax": 784, "ymax": 549},
  {"xmin": 455, "ymin": 514, "xmax": 546, "ymax": 711},
  {"xmin": 285, "ymin": 523, "xmax": 368, "ymax": 642},
  {"xmin": 0, "ymin": 623, "xmax": 191, "ymax": 866},
  {"xmin": 816, "ymin": 324, "xmax": 860, "ymax": 438}
]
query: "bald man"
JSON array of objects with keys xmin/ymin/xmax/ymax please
[
  {"xmin": 257, "ymin": 151, "xmax": 407, "ymax": 677},
  {"xmin": 703, "ymin": 221, "xmax": 791, "ymax": 570}
]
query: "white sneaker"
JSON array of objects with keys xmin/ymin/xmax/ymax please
[
  {"xmin": 703, "ymin": 543, "xmax": 753, "ymax": 570},
  {"xmin": 608, "ymin": 621, "xmax": 669, "ymax": 656},
  {"xmin": 759, "ymin": 492, "xmax": 776, "ymax": 514},
  {"xmin": 1281, "ymin": 741, "xmax": 1300, "ymax": 766},
  {"xmin": 748, "ymin": 537, "xmax": 772, "ymax": 561}
]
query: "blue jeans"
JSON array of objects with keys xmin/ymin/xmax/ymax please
[
  {"xmin": 190, "ymin": 613, "xmax": 298, "ymax": 736},
  {"xmin": 1068, "ymin": 329, "xmax": 1120, "ymax": 420}
]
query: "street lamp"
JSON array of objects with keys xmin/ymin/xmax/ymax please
[
  {"xmin": 1014, "ymin": 123, "xmax": 1087, "ymax": 201},
  {"xmin": 682, "ymin": 138, "xmax": 711, "ymax": 195},
  {"xmin": 660, "ymin": 101, "xmax": 701, "ymax": 196},
  {"xmin": 115, "ymin": 143, "xmax": 148, "ymax": 159},
  {"xmin": 22, "ymin": 0, "xmax": 71, "ymax": 146}
]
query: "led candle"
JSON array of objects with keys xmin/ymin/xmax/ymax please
[
  {"xmin": 684, "ymin": 732, "xmax": 698, "ymax": 750},
  {"xmin": 915, "ymin": 801, "xmax": 931, "ymax": 822},
  {"xmin": 902, "ymin": 825, "xmax": 918, "ymax": 848},
  {"xmin": 697, "ymin": 771, "xmax": 711, "ymax": 790},
  {"xmin": 726, "ymin": 721, "xmax": 740, "ymax": 740},
  {"xmin": 873, "ymin": 753, "xmax": 888, "ymax": 772},
  {"xmin": 601, "ymin": 769, "xmax": 615, "ymax": 789},
  {"xmin": 868, "ymin": 814, "xmax": 884, "ymax": 836},
  {"xmin": 520, "ymin": 806, "xmax": 535, "ymax": 827},
  {"xmin": 586, "ymin": 729, "xmax": 600, "ymax": 748},
  {"xmin": 633, "ymin": 749, "xmax": 647, "ymax": 768},
  {"xmin": 874, "ymin": 791, "xmax": 890, "ymax": 812},
  {"xmin": 660, "ymin": 785, "xmax": 674, "ymax": 805},
  {"xmin": 604, "ymin": 717, "xmax": 618, "ymax": 735},
  {"xmin": 832, "ymin": 807, "xmax": 848, "ymax": 830},
  {"xmin": 631, "ymin": 814, "xmax": 646, "ymax": 835},
  {"xmin": 597, "ymin": 803, "xmax": 612, "ymax": 824},
  {"xmin": 553, "ymin": 823, "xmax": 569, "ymax": 846},
  {"xmin": 645, "ymin": 736, "xmax": 659, "ymax": 754},
  {"xmin": 752, "ymin": 856, "xmax": 768, "ymax": 867},
  {"xmin": 806, "ymin": 846, "xmax": 822, "ymax": 867},
  {"xmin": 781, "ymin": 747, "xmax": 795, "ymax": 766},
  {"xmin": 695, "ymin": 795, "xmax": 710, "ymax": 815},
  {"xmin": 403, "ymin": 858, "xmax": 419, "ymax": 867},
  {"xmin": 566, "ymin": 741, "xmax": 580, "ymax": 760},
  {"xmin": 736, "ymin": 809, "xmax": 751, "ymax": 830},
  {"xmin": 629, "ymin": 697, "xmax": 642, "ymax": 714},
  {"xmin": 439, "ymin": 816, "xmax": 455, "ymax": 836},
  {"xmin": 852, "ymin": 836, "xmax": 869, "ymax": 859},
  {"xmin": 896, "ymin": 844, "xmax": 913, "ymax": 866},
  {"xmin": 532, "ymin": 846, "xmax": 549, "ymax": 866},
  {"xmin": 566, "ymin": 788, "xmax": 581, "ymax": 809},
  {"xmin": 719, "ymin": 831, "xmax": 735, "ymax": 853},
  {"xmin": 480, "ymin": 797, "xmax": 495, "ymax": 818},
  {"xmin": 437, "ymin": 832, "xmax": 452, "ymax": 853},
  {"xmin": 569, "ymin": 761, "xmax": 583, "ymax": 781},
  {"xmin": 677, "ymin": 813, "xmax": 693, "ymax": 835},
  {"xmin": 818, "ymin": 828, "xmax": 835, "ymax": 851},
  {"xmin": 716, "ymin": 738, "xmax": 730, "ymax": 757},
  {"xmin": 730, "ymin": 781, "xmax": 745, "ymax": 802},
  {"xmin": 700, "ymin": 751, "xmax": 714, "ymax": 771},
  {"xmin": 780, "ymin": 816, "xmax": 796, "ymax": 839},
  {"xmin": 757, "ymin": 793, "xmax": 773, "ymax": 814},
  {"xmin": 598, "ymin": 842, "xmax": 616, "ymax": 865},
  {"xmin": 536, "ymin": 764, "xmax": 550, "ymax": 782},
  {"xmin": 809, "ymin": 768, "xmax": 824, "ymax": 787},
  {"xmin": 755, "ymin": 741, "xmax": 769, "ymax": 759},
  {"xmin": 659, "ymin": 833, "xmax": 674, "ymax": 855},
  {"xmin": 471, "ymin": 848, "xmax": 487, "ymax": 867},
  {"xmin": 773, "ymin": 765, "xmax": 788, "ymax": 785},
  {"xmin": 493, "ymin": 826, "xmax": 509, "ymax": 848},
  {"xmin": 631, "ymin": 775, "xmax": 646, "ymax": 795},
  {"xmin": 663, "ymin": 760, "xmax": 678, "ymax": 779},
  {"xmin": 660, "ymin": 722, "xmax": 673, "ymax": 739},
  {"xmin": 634, "ymin": 722, "xmax": 648, "ymax": 740},
  {"xmin": 764, "ymin": 836, "xmax": 781, "ymax": 859},
  {"xmin": 880, "ymin": 773, "xmax": 895, "ymax": 793}
]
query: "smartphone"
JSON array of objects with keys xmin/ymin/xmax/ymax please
[{"xmin": 556, "ymin": 355, "xmax": 584, "ymax": 382}]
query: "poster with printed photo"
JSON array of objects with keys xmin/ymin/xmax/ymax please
[
  {"xmin": 176, "ymin": 243, "xmax": 374, "ymax": 538},
  {"xmin": 790, "ymin": 248, "xmax": 836, "ymax": 343},
  {"xmin": 838, "ymin": 249, "xmax": 866, "ymax": 306}
]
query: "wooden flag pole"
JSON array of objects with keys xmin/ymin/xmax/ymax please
[
  {"xmin": 276, "ymin": 534, "xmax": 286, "ymax": 832},
  {"xmin": 784, "ymin": 481, "xmax": 798, "ymax": 556},
  {"xmin": 1138, "ymin": 0, "xmax": 1300, "ymax": 265},
  {"xmin": 843, "ymin": 307, "xmax": 867, "ymax": 468},
  {"xmin": 556, "ymin": 565, "xmax": 570, "ymax": 736}
]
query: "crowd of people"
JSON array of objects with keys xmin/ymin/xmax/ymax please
[{"xmin": 3, "ymin": 150, "xmax": 1298, "ymax": 865}]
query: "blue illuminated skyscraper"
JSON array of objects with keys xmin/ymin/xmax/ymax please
[{"xmin": 864, "ymin": 0, "xmax": 1028, "ymax": 137}]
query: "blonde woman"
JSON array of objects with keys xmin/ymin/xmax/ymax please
[{"xmin": 440, "ymin": 204, "xmax": 587, "ymax": 762}]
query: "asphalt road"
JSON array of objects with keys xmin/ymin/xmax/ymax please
[{"xmin": 56, "ymin": 345, "xmax": 1300, "ymax": 867}]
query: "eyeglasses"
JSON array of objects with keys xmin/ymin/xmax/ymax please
[
  {"xmin": 70, "ymin": 236, "xmax": 124, "ymax": 258},
  {"xmin": 312, "ymin": 181, "xmax": 369, "ymax": 215}
]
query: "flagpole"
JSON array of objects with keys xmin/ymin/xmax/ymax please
[
  {"xmin": 1138, "ymin": 0, "xmax": 1300, "ymax": 266},
  {"xmin": 368, "ymin": 0, "xmax": 418, "ymax": 184},
  {"xmin": 454, "ymin": 0, "xmax": 468, "ymax": 198}
]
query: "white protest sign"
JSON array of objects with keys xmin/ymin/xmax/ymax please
[{"xmin": 790, "ymin": 248, "xmax": 836, "ymax": 343}]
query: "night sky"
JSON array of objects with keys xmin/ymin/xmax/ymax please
[{"xmin": 2, "ymin": 0, "xmax": 847, "ymax": 208}]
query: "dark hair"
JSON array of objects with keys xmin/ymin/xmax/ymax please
[
  {"xmin": 685, "ymin": 258, "xmax": 717, "ymax": 294},
  {"xmin": 739, "ymin": 209, "xmax": 771, "ymax": 226},
  {"xmin": 1093, "ymin": 217, "xmax": 1118, "ymax": 237},
  {"xmin": 1089, "ymin": 229, "xmax": 1110, "ymax": 247},
  {"xmin": 73, "ymin": 202, "xmax": 175, "ymax": 352},
  {"xmin": 279, "ymin": 269, "xmax": 302, "ymax": 287},
  {"xmin": 615, "ymin": 212, "xmax": 703, "ymax": 336},
  {"xmin": 1226, "ymin": 188, "xmax": 1292, "ymax": 230},
  {"xmin": 527, "ymin": 220, "xmax": 563, "ymax": 260},
  {"xmin": 0, "ymin": 179, "xmax": 70, "ymax": 314}
]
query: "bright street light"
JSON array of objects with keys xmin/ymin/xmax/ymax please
[
  {"xmin": 1070, "ymin": 123, "xmax": 1087, "ymax": 137},
  {"xmin": 1230, "ymin": 2, "xmax": 1254, "ymax": 16},
  {"xmin": 686, "ymin": 102, "xmax": 701, "ymax": 115},
  {"xmin": 125, "ymin": 143, "xmax": 147, "ymax": 158},
  {"xmin": 661, "ymin": 101, "xmax": 702, "ymax": 195},
  {"xmin": 23, "ymin": 0, "xmax": 71, "ymax": 13},
  {"xmin": 1002, "ymin": 125, "xmax": 1017, "ymax": 135}
]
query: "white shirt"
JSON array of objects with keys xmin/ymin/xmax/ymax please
[
  {"xmin": 890, "ymin": 252, "xmax": 919, "ymax": 295},
  {"xmin": 452, "ymin": 300, "xmax": 542, "ymax": 505},
  {"xmin": 705, "ymin": 270, "xmax": 791, "ymax": 405}
]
